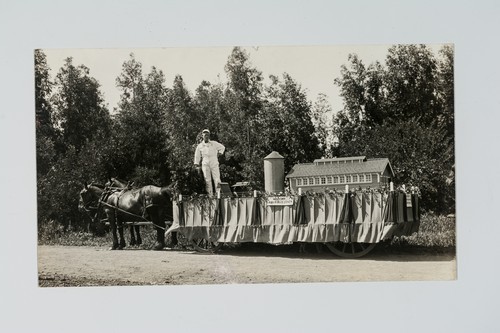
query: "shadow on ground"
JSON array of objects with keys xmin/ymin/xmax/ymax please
[{"xmin": 199, "ymin": 242, "xmax": 456, "ymax": 262}]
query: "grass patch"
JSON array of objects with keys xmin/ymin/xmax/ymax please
[
  {"xmin": 38, "ymin": 222, "xmax": 186, "ymax": 250},
  {"xmin": 391, "ymin": 213, "xmax": 456, "ymax": 248}
]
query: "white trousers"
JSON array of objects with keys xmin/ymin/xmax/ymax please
[{"xmin": 201, "ymin": 163, "xmax": 221, "ymax": 196}]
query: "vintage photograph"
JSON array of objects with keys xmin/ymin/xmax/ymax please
[{"xmin": 36, "ymin": 44, "xmax": 456, "ymax": 287}]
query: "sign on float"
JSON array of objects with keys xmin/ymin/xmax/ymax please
[{"xmin": 267, "ymin": 196, "xmax": 294, "ymax": 206}]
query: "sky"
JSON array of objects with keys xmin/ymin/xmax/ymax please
[{"xmin": 43, "ymin": 44, "xmax": 446, "ymax": 115}]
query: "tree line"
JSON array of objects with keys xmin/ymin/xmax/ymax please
[{"xmin": 35, "ymin": 45, "xmax": 454, "ymax": 233}]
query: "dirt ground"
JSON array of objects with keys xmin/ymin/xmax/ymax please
[{"xmin": 37, "ymin": 243, "xmax": 456, "ymax": 287}]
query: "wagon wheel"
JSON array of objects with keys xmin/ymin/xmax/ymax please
[
  {"xmin": 325, "ymin": 242, "xmax": 377, "ymax": 258},
  {"xmin": 191, "ymin": 238, "xmax": 223, "ymax": 253}
]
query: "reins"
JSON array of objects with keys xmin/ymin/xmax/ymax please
[
  {"xmin": 83, "ymin": 185, "xmax": 173, "ymax": 231},
  {"xmin": 99, "ymin": 197, "xmax": 172, "ymax": 231}
]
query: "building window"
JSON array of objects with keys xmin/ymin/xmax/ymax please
[
  {"xmin": 309, "ymin": 178, "xmax": 314, "ymax": 185},
  {"xmin": 359, "ymin": 174, "xmax": 365, "ymax": 182},
  {"xmin": 366, "ymin": 174, "xmax": 372, "ymax": 182},
  {"xmin": 321, "ymin": 177, "xmax": 326, "ymax": 185},
  {"xmin": 346, "ymin": 175, "xmax": 352, "ymax": 183},
  {"xmin": 303, "ymin": 178, "xmax": 308, "ymax": 185},
  {"xmin": 315, "ymin": 177, "xmax": 320, "ymax": 185},
  {"xmin": 327, "ymin": 176, "xmax": 333, "ymax": 184},
  {"xmin": 333, "ymin": 176, "xmax": 339, "ymax": 184},
  {"xmin": 353, "ymin": 174, "xmax": 358, "ymax": 183},
  {"xmin": 339, "ymin": 175, "xmax": 345, "ymax": 183},
  {"xmin": 296, "ymin": 178, "xmax": 302, "ymax": 186}
]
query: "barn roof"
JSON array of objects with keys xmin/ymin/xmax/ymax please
[{"xmin": 286, "ymin": 158, "xmax": 394, "ymax": 178}]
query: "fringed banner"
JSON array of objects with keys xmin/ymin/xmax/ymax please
[{"xmin": 173, "ymin": 190, "xmax": 420, "ymax": 244}]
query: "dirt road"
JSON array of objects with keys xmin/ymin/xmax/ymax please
[{"xmin": 37, "ymin": 244, "xmax": 456, "ymax": 286}]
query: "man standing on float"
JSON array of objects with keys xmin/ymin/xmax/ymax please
[{"xmin": 194, "ymin": 129, "xmax": 225, "ymax": 196}]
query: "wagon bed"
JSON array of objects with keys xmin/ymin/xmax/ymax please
[{"xmin": 171, "ymin": 190, "xmax": 420, "ymax": 258}]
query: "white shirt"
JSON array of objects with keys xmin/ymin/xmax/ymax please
[{"xmin": 194, "ymin": 140, "xmax": 225, "ymax": 166}]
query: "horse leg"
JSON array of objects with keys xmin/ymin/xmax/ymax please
[
  {"xmin": 129, "ymin": 224, "xmax": 137, "ymax": 246},
  {"xmin": 117, "ymin": 218, "xmax": 126, "ymax": 250},
  {"xmin": 171, "ymin": 231, "xmax": 178, "ymax": 247},
  {"xmin": 151, "ymin": 208, "xmax": 166, "ymax": 251},
  {"xmin": 108, "ymin": 210, "xmax": 119, "ymax": 250},
  {"xmin": 135, "ymin": 225, "xmax": 142, "ymax": 245}
]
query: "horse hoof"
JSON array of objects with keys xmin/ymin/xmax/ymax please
[
  {"xmin": 130, "ymin": 240, "xmax": 136, "ymax": 246},
  {"xmin": 153, "ymin": 243, "xmax": 165, "ymax": 251}
]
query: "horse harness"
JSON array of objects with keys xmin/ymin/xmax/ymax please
[{"xmin": 97, "ymin": 187, "xmax": 171, "ymax": 231}]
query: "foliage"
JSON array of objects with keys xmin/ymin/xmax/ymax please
[
  {"xmin": 167, "ymin": 167, "xmax": 205, "ymax": 197},
  {"xmin": 52, "ymin": 57, "xmax": 111, "ymax": 153},
  {"xmin": 333, "ymin": 44, "xmax": 455, "ymax": 214},
  {"xmin": 259, "ymin": 73, "xmax": 323, "ymax": 174},
  {"xmin": 37, "ymin": 53, "xmax": 113, "ymax": 232},
  {"xmin": 38, "ymin": 223, "xmax": 189, "ymax": 250},
  {"xmin": 113, "ymin": 55, "xmax": 170, "ymax": 184},
  {"xmin": 311, "ymin": 93, "xmax": 333, "ymax": 155},
  {"xmin": 392, "ymin": 214, "xmax": 456, "ymax": 248},
  {"xmin": 35, "ymin": 50, "xmax": 59, "ymax": 176},
  {"xmin": 164, "ymin": 75, "xmax": 201, "ymax": 171},
  {"xmin": 217, "ymin": 47, "xmax": 264, "ymax": 185}
]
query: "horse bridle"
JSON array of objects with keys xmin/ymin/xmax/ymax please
[{"xmin": 81, "ymin": 190, "xmax": 102, "ymax": 223}]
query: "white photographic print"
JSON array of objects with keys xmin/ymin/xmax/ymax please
[{"xmin": 3, "ymin": 1, "xmax": 500, "ymax": 332}]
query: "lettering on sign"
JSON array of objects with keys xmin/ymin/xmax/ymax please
[{"xmin": 267, "ymin": 196, "xmax": 294, "ymax": 206}]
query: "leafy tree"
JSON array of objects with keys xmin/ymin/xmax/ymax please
[
  {"xmin": 52, "ymin": 57, "xmax": 111, "ymax": 154},
  {"xmin": 35, "ymin": 50, "xmax": 56, "ymax": 139},
  {"xmin": 261, "ymin": 73, "xmax": 323, "ymax": 174},
  {"xmin": 247, "ymin": 73, "xmax": 324, "ymax": 190},
  {"xmin": 221, "ymin": 47, "xmax": 264, "ymax": 184},
  {"xmin": 333, "ymin": 54, "xmax": 387, "ymax": 150},
  {"xmin": 333, "ymin": 44, "xmax": 455, "ymax": 214},
  {"xmin": 113, "ymin": 55, "xmax": 170, "ymax": 185},
  {"xmin": 38, "ymin": 143, "xmax": 112, "ymax": 232},
  {"xmin": 165, "ymin": 75, "xmax": 200, "ymax": 171},
  {"xmin": 193, "ymin": 80, "xmax": 224, "ymax": 139},
  {"xmin": 437, "ymin": 45, "xmax": 454, "ymax": 138},
  {"xmin": 348, "ymin": 119, "xmax": 453, "ymax": 211},
  {"xmin": 384, "ymin": 45, "xmax": 441, "ymax": 125},
  {"xmin": 35, "ymin": 50, "xmax": 58, "ymax": 176},
  {"xmin": 38, "ymin": 55, "xmax": 114, "ymax": 232},
  {"xmin": 311, "ymin": 93, "xmax": 333, "ymax": 156}
]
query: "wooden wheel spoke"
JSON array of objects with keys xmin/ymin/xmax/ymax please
[{"xmin": 325, "ymin": 242, "xmax": 377, "ymax": 259}]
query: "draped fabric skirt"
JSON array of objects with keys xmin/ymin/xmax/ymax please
[{"xmin": 174, "ymin": 192, "xmax": 420, "ymax": 244}]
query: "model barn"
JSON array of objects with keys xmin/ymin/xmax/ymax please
[{"xmin": 286, "ymin": 156, "xmax": 394, "ymax": 193}]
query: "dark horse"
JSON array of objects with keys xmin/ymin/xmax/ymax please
[
  {"xmin": 79, "ymin": 182, "xmax": 173, "ymax": 250},
  {"xmin": 103, "ymin": 178, "xmax": 142, "ymax": 246}
]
